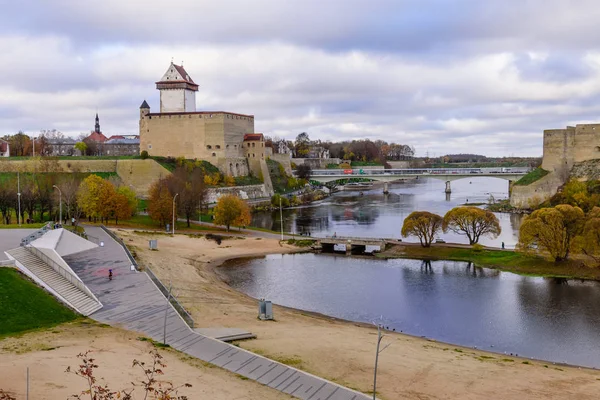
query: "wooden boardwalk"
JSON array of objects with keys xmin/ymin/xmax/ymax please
[{"xmin": 63, "ymin": 225, "xmax": 368, "ymax": 400}]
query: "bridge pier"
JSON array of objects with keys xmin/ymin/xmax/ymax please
[
  {"xmin": 508, "ymin": 180, "xmax": 514, "ymax": 196},
  {"xmin": 383, "ymin": 182, "xmax": 389, "ymax": 194},
  {"xmin": 445, "ymin": 181, "xmax": 451, "ymax": 194}
]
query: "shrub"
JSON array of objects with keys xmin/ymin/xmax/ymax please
[
  {"xmin": 472, "ymin": 243, "xmax": 484, "ymax": 252},
  {"xmin": 140, "ymin": 150, "xmax": 149, "ymax": 159},
  {"xmin": 339, "ymin": 162, "xmax": 351, "ymax": 169}
]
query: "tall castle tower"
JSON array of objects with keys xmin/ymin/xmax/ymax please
[{"xmin": 156, "ymin": 62, "xmax": 198, "ymax": 112}]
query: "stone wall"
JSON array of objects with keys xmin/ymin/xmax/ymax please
[
  {"xmin": 291, "ymin": 158, "xmax": 341, "ymax": 169},
  {"xmin": 206, "ymin": 184, "xmax": 270, "ymax": 204},
  {"xmin": 510, "ymin": 171, "xmax": 564, "ymax": 208},
  {"xmin": 140, "ymin": 111, "xmax": 254, "ymax": 161},
  {"xmin": 116, "ymin": 159, "xmax": 171, "ymax": 198},
  {"xmin": 271, "ymin": 154, "xmax": 292, "ymax": 175},
  {"xmin": 0, "ymin": 159, "xmax": 118, "ymax": 173}
]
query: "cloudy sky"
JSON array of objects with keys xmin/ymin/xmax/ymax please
[{"xmin": 2, "ymin": 0, "xmax": 600, "ymax": 156}]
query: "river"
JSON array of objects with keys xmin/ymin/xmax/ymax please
[
  {"xmin": 221, "ymin": 253, "xmax": 600, "ymax": 368},
  {"xmin": 251, "ymin": 177, "xmax": 523, "ymax": 248}
]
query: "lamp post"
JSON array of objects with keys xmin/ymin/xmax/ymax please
[
  {"xmin": 53, "ymin": 185, "xmax": 62, "ymax": 225},
  {"xmin": 279, "ymin": 196, "xmax": 283, "ymax": 240},
  {"xmin": 372, "ymin": 322, "xmax": 391, "ymax": 400},
  {"xmin": 32, "ymin": 137, "xmax": 35, "ymax": 156},
  {"xmin": 17, "ymin": 172, "xmax": 21, "ymax": 226},
  {"xmin": 172, "ymin": 193, "xmax": 179, "ymax": 236}
]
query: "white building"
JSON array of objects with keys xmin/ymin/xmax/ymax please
[{"xmin": 156, "ymin": 62, "xmax": 198, "ymax": 113}]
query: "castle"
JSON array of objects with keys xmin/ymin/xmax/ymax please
[
  {"xmin": 139, "ymin": 62, "xmax": 266, "ymax": 177},
  {"xmin": 510, "ymin": 123, "xmax": 600, "ymax": 207}
]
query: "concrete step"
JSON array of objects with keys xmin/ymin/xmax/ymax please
[{"xmin": 6, "ymin": 247, "xmax": 102, "ymax": 316}]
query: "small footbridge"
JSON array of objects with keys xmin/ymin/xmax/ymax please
[
  {"xmin": 305, "ymin": 167, "xmax": 530, "ymax": 193},
  {"xmin": 318, "ymin": 236, "xmax": 402, "ymax": 254}
]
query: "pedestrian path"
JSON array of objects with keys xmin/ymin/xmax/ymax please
[{"xmin": 63, "ymin": 225, "xmax": 368, "ymax": 400}]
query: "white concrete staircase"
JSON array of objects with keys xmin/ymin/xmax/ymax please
[{"xmin": 6, "ymin": 247, "xmax": 102, "ymax": 316}]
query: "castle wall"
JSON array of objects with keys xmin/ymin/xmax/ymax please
[
  {"xmin": 184, "ymin": 90, "xmax": 196, "ymax": 112},
  {"xmin": 572, "ymin": 124, "xmax": 600, "ymax": 163},
  {"xmin": 140, "ymin": 112, "xmax": 254, "ymax": 162},
  {"xmin": 160, "ymin": 89, "xmax": 186, "ymax": 113}
]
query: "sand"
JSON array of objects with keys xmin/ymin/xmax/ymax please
[
  {"xmin": 0, "ymin": 321, "xmax": 289, "ymax": 399},
  {"xmin": 120, "ymin": 230, "xmax": 600, "ymax": 400}
]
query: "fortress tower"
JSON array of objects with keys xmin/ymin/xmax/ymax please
[{"xmin": 156, "ymin": 62, "xmax": 198, "ymax": 112}]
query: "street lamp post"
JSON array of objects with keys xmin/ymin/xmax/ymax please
[
  {"xmin": 53, "ymin": 185, "xmax": 62, "ymax": 225},
  {"xmin": 32, "ymin": 137, "xmax": 35, "ymax": 156},
  {"xmin": 172, "ymin": 193, "xmax": 179, "ymax": 236},
  {"xmin": 279, "ymin": 197, "xmax": 283, "ymax": 240},
  {"xmin": 372, "ymin": 322, "xmax": 391, "ymax": 400},
  {"xmin": 17, "ymin": 172, "xmax": 21, "ymax": 226}
]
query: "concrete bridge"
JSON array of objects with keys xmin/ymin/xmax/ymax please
[
  {"xmin": 303, "ymin": 167, "xmax": 530, "ymax": 194},
  {"xmin": 318, "ymin": 236, "xmax": 402, "ymax": 254}
]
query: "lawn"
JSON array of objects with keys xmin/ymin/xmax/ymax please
[
  {"xmin": 513, "ymin": 168, "xmax": 549, "ymax": 186},
  {"xmin": 0, "ymin": 268, "xmax": 78, "ymax": 337},
  {"xmin": 381, "ymin": 245, "xmax": 600, "ymax": 280},
  {"xmin": 105, "ymin": 214, "xmax": 226, "ymax": 232}
]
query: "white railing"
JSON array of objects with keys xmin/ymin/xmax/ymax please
[
  {"xmin": 303, "ymin": 167, "xmax": 531, "ymax": 177},
  {"xmin": 24, "ymin": 246, "xmax": 102, "ymax": 308}
]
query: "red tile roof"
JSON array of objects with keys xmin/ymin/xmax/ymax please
[
  {"xmin": 86, "ymin": 131, "xmax": 108, "ymax": 142},
  {"xmin": 243, "ymin": 133, "xmax": 264, "ymax": 141},
  {"xmin": 107, "ymin": 135, "xmax": 124, "ymax": 140}
]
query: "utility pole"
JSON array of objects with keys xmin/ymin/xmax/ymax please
[
  {"xmin": 17, "ymin": 172, "xmax": 21, "ymax": 226},
  {"xmin": 53, "ymin": 185, "xmax": 62, "ymax": 224},
  {"xmin": 172, "ymin": 193, "xmax": 179, "ymax": 236},
  {"xmin": 32, "ymin": 137, "xmax": 35, "ymax": 156},
  {"xmin": 372, "ymin": 322, "xmax": 391, "ymax": 400},
  {"xmin": 279, "ymin": 196, "xmax": 283, "ymax": 240},
  {"xmin": 163, "ymin": 282, "xmax": 172, "ymax": 345}
]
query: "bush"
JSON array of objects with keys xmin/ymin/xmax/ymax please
[
  {"xmin": 339, "ymin": 162, "xmax": 351, "ymax": 169},
  {"xmin": 206, "ymin": 233, "xmax": 223, "ymax": 245},
  {"xmin": 271, "ymin": 194, "xmax": 290, "ymax": 208},
  {"xmin": 140, "ymin": 150, "xmax": 149, "ymax": 159},
  {"xmin": 472, "ymin": 243, "xmax": 484, "ymax": 252}
]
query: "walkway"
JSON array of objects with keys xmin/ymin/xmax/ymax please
[
  {"xmin": 0, "ymin": 229, "xmax": 36, "ymax": 261},
  {"xmin": 63, "ymin": 225, "xmax": 368, "ymax": 400}
]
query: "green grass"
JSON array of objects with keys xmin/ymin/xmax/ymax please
[
  {"xmin": 105, "ymin": 214, "xmax": 226, "ymax": 232},
  {"xmin": 0, "ymin": 222, "xmax": 47, "ymax": 229},
  {"xmin": 0, "ymin": 268, "xmax": 78, "ymax": 337},
  {"xmin": 286, "ymin": 239, "xmax": 317, "ymax": 247},
  {"xmin": 0, "ymin": 171, "xmax": 118, "ymax": 184},
  {"xmin": 381, "ymin": 245, "xmax": 600, "ymax": 280},
  {"xmin": 514, "ymin": 168, "xmax": 549, "ymax": 186},
  {"xmin": 350, "ymin": 161, "xmax": 383, "ymax": 167}
]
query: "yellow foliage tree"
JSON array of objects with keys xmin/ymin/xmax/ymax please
[
  {"xmin": 77, "ymin": 175, "xmax": 105, "ymax": 221},
  {"xmin": 116, "ymin": 186, "xmax": 138, "ymax": 217},
  {"xmin": 442, "ymin": 207, "xmax": 501, "ymax": 245},
  {"xmin": 148, "ymin": 179, "xmax": 173, "ymax": 228},
  {"xmin": 401, "ymin": 211, "xmax": 443, "ymax": 247},
  {"xmin": 518, "ymin": 204, "xmax": 585, "ymax": 262},
  {"xmin": 213, "ymin": 194, "xmax": 250, "ymax": 231},
  {"xmin": 577, "ymin": 207, "xmax": 600, "ymax": 266}
]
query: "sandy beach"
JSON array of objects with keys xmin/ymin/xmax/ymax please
[
  {"xmin": 0, "ymin": 321, "xmax": 288, "ymax": 399},
  {"xmin": 116, "ymin": 230, "xmax": 600, "ymax": 400}
]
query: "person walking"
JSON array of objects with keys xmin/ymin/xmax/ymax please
[
  {"xmin": 108, "ymin": 269, "xmax": 113, "ymax": 281},
  {"xmin": 501, "ymin": 242, "xmax": 505, "ymax": 250}
]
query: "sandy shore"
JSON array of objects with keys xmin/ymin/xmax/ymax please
[
  {"xmin": 0, "ymin": 321, "xmax": 287, "ymax": 399},
  {"xmin": 113, "ymin": 230, "xmax": 600, "ymax": 400}
]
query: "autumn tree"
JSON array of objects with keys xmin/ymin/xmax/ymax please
[
  {"xmin": 518, "ymin": 204, "xmax": 585, "ymax": 262},
  {"xmin": 0, "ymin": 177, "xmax": 16, "ymax": 224},
  {"xmin": 296, "ymin": 164, "xmax": 312, "ymax": 180},
  {"xmin": 213, "ymin": 194, "xmax": 251, "ymax": 231},
  {"xmin": 442, "ymin": 206, "xmax": 501, "ymax": 245},
  {"xmin": 578, "ymin": 207, "xmax": 600, "ymax": 266},
  {"xmin": 294, "ymin": 132, "xmax": 310, "ymax": 157},
  {"xmin": 77, "ymin": 174, "xmax": 102, "ymax": 220},
  {"xmin": 401, "ymin": 211, "xmax": 443, "ymax": 247},
  {"xmin": 148, "ymin": 178, "xmax": 173, "ymax": 228},
  {"xmin": 165, "ymin": 166, "xmax": 206, "ymax": 227}
]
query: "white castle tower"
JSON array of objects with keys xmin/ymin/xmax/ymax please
[{"xmin": 156, "ymin": 62, "xmax": 198, "ymax": 112}]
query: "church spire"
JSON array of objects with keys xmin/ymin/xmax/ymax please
[{"xmin": 95, "ymin": 113, "xmax": 101, "ymax": 133}]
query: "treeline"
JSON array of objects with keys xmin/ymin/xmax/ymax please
[
  {"xmin": 0, "ymin": 172, "xmax": 137, "ymax": 225},
  {"xmin": 267, "ymin": 132, "xmax": 415, "ymax": 163}
]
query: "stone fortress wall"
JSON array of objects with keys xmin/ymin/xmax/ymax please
[{"xmin": 511, "ymin": 123, "xmax": 600, "ymax": 207}]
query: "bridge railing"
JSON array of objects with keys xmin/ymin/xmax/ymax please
[{"xmin": 303, "ymin": 167, "xmax": 531, "ymax": 177}]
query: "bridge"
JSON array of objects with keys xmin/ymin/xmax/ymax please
[
  {"xmin": 303, "ymin": 167, "xmax": 530, "ymax": 194},
  {"xmin": 318, "ymin": 236, "xmax": 402, "ymax": 254}
]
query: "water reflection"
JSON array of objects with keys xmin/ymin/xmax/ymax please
[
  {"xmin": 252, "ymin": 178, "xmax": 523, "ymax": 248},
  {"xmin": 222, "ymin": 253, "xmax": 600, "ymax": 368}
]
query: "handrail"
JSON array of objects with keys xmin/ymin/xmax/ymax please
[
  {"xmin": 24, "ymin": 246, "xmax": 102, "ymax": 308},
  {"xmin": 100, "ymin": 225, "xmax": 138, "ymax": 270},
  {"xmin": 21, "ymin": 223, "xmax": 53, "ymax": 246},
  {"xmin": 145, "ymin": 265, "xmax": 195, "ymax": 329}
]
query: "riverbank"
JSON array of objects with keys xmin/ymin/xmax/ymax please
[
  {"xmin": 380, "ymin": 243, "xmax": 600, "ymax": 280},
  {"xmin": 116, "ymin": 230, "xmax": 600, "ymax": 400}
]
